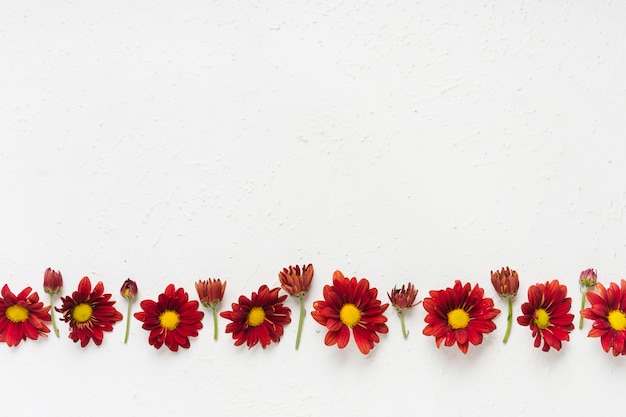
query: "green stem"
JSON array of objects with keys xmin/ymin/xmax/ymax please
[
  {"xmin": 49, "ymin": 293, "xmax": 59, "ymax": 338},
  {"xmin": 212, "ymin": 306, "xmax": 219, "ymax": 341},
  {"xmin": 399, "ymin": 310, "xmax": 408, "ymax": 339},
  {"xmin": 579, "ymin": 292, "xmax": 586, "ymax": 330},
  {"xmin": 295, "ymin": 295, "xmax": 305, "ymax": 350},
  {"xmin": 503, "ymin": 298, "xmax": 512, "ymax": 344},
  {"xmin": 124, "ymin": 300, "xmax": 132, "ymax": 343}
]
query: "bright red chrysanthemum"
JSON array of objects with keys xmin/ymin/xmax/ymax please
[
  {"xmin": 422, "ymin": 280, "xmax": 500, "ymax": 354},
  {"xmin": 0, "ymin": 285, "xmax": 51, "ymax": 346},
  {"xmin": 311, "ymin": 270, "xmax": 389, "ymax": 355},
  {"xmin": 134, "ymin": 284, "xmax": 204, "ymax": 351},
  {"xmin": 221, "ymin": 285, "xmax": 291, "ymax": 348},
  {"xmin": 581, "ymin": 279, "xmax": 626, "ymax": 356},
  {"xmin": 517, "ymin": 280, "xmax": 574, "ymax": 352},
  {"xmin": 57, "ymin": 276, "xmax": 123, "ymax": 347}
]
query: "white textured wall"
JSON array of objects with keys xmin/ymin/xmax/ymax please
[{"xmin": 2, "ymin": 1, "xmax": 625, "ymax": 416}]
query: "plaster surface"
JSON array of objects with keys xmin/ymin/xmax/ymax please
[{"xmin": 1, "ymin": 2, "xmax": 625, "ymax": 416}]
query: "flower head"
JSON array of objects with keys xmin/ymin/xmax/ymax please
[
  {"xmin": 517, "ymin": 280, "xmax": 574, "ymax": 352},
  {"xmin": 0, "ymin": 285, "xmax": 51, "ymax": 346},
  {"xmin": 134, "ymin": 284, "xmax": 204, "ymax": 351},
  {"xmin": 388, "ymin": 283, "xmax": 421, "ymax": 340},
  {"xmin": 579, "ymin": 268, "xmax": 597, "ymax": 289},
  {"xmin": 43, "ymin": 268, "xmax": 63, "ymax": 295},
  {"xmin": 120, "ymin": 279, "xmax": 138, "ymax": 300},
  {"xmin": 581, "ymin": 279, "xmax": 626, "ymax": 356},
  {"xmin": 279, "ymin": 264, "xmax": 313, "ymax": 297},
  {"xmin": 491, "ymin": 266, "xmax": 519, "ymax": 300},
  {"xmin": 422, "ymin": 280, "xmax": 500, "ymax": 353},
  {"xmin": 221, "ymin": 285, "xmax": 291, "ymax": 348},
  {"xmin": 311, "ymin": 270, "xmax": 389, "ymax": 354},
  {"xmin": 195, "ymin": 278, "xmax": 227, "ymax": 309},
  {"xmin": 56, "ymin": 276, "xmax": 123, "ymax": 347},
  {"xmin": 388, "ymin": 283, "xmax": 420, "ymax": 311}
]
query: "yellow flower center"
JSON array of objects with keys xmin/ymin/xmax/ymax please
[
  {"xmin": 608, "ymin": 310, "xmax": 626, "ymax": 331},
  {"xmin": 159, "ymin": 310, "xmax": 180, "ymax": 330},
  {"xmin": 6, "ymin": 305, "xmax": 29, "ymax": 323},
  {"xmin": 72, "ymin": 303, "xmax": 93, "ymax": 323},
  {"xmin": 447, "ymin": 308, "xmax": 470, "ymax": 329},
  {"xmin": 339, "ymin": 303, "xmax": 362, "ymax": 328},
  {"xmin": 534, "ymin": 308, "xmax": 550, "ymax": 329},
  {"xmin": 247, "ymin": 306, "xmax": 266, "ymax": 327}
]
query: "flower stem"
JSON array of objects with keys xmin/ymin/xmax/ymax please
[
  {"xmin": 579, "ymin": 292, "xmax": 586, "ymax": 330},
  {"xmin": 124, "ymin": 300, "xmax": 132, "ymax": 343},
  {"xmin": 295, "ymin": 295, "xmax": 306, "ymax": 350},
  {"xmin": 212, "ymin": 306, "xmax": 219, "ymax": 341},
  {"xmin": 503, "ymin": 298, "xmax": 513, "ymax": 343},
  {"xmin": 398, "ymin": 310, "xmax": 408, "ymax": 339},
  {"xmin": 49, "ymin": 293, "xmax": 59, "ymax": 338}
]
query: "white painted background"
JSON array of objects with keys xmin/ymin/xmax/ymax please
[{"xmin": 2, "ymin": 1, "xmax": 625, "ymax": 416}]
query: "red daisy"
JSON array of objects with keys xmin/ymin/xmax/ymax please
[
  {"xmin": 0, "ymin": 285, "xmax": 51, "ymax": 346},
  {"xmin": 220, "ymin": 285, "xmax": 291, "ymax": 348},
  {"xmin": 517, "ymin": 280, "xmax": 574, "ymax": 352},
  {"xmin": 580, "ymin": 279, "xmax": 626, "ymax": 356},
  {"xmin": 311, "ymin": 270, "xmax": 389, "ymax": 355},
  {"xmin": 57, "ymin": 277, "xmax": 123, "ymax": 347},
  {"xmin": 422, "ymin": 280, "xmax": 500, "ymax": 354},
  {"xmin": 134, "ymin": 284, "xmax": 204, "ymax": 351}
]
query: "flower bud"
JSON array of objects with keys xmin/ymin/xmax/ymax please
[
  {"xmin": 120, "ymin": 279, "xmax": 138, "ymax": 300},
  {"xmin": 491, "ymin": 266, "xmax": 519, "ymax": 300},
  {"xmin": 579, "ymin": 268, "xmax": 597, "ymax": 288},
  {"xmin": 43, "ymin": 268, "xmax": 63, "ymax": 295}
]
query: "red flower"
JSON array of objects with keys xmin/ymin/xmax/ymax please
[
  {"xmin": 0, "ymin": 285, "xmax": 51, "ymax": 346},
  {"xmin": 311, "ymin": 270, "xmax": 389, "ymax": 355},
  {"xmin": 279, "ymin": 264, "xmax": 314, "ymax": 297},
  {"xmin": 581, "ymin": 280, "xmax": 626, "ymax": 356},
  {"xmin": 43, "ymin": 268, "xmax": 63, "ymax": 295},
  {"xmin": 388, "ymin": 283, "xmax": 420, "ymax": 311},
  {"xmin": 57, "ymin": 277, "xmax": 123, "ymax": 347},
  {"xmin": 120, "ymin": 279, "xmax": 138, "ymax": 300},
  {"xmin": 422, "ymin": 280, "xmax": 500, "ymax": 354},
  {"xmin": 221, "ymin": 285, "xmax": 291, "ymax": 348},
  {"xmin": 517, "ymin": 280, "xmax": 574, "ymax": 352},
  {"xmin": 195, "ymin": 278, "xmax": 227, "ymax": 309},
  {"xmin": 134, "ymin": 284, "xmax": 204, "ymax": 351}
]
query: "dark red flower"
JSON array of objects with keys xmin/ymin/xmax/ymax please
[
  {"xmin": 220, "ymin": 285, "xmax": 291, "ymax": 348},
  {"xmin": 0, "ymin": 285, "xmax": 51, "ymax": 346},
  {"xmin": 134, "ymin": 284, "xmax": 204, "ymax": 351},
  {"xmin": 120, "ymin": 279, "xmax": 138, "ymax": 300},
  {"xmin": 56, "ymin": 276, "xmax": 123, "ymax": 347},
  {"xmin": 422, "ymin": 280, "xmax": 500, "ymax": 354},
  {"xmin": 311, "ymin": 270, "xmax": 389, "ymax": 355},
  {"xmin": 581, "ymin": 280, "xmax": 626, "ymax": 356},
  {"xmin": 517, "ymin": 280, "xmax": 574, "ymax": 352},
  {"xmin": 43, "ymin": 268, "xmax": 63, "ymax": 295}
]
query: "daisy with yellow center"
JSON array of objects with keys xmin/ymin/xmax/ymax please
[
  {"xmin": 0, "ymin": 284, "xmax": 51, "ymax": 347},
  {"xmin": 135, "ymin": 284, "xmax": 204, "ymax": 351},
  {"xmin": 581, "ymin": 279, "xmax": 626, "ymax": 356},
  {"xmin": 221, "ymin": 285, "xmax": 291, "ymax": 349},
  {"xmin": 311, "ymin": 270, "xmax": 389, "ymax": 355},
  {"xmin": 57, "ymin": 277, "xmax": 123, "ymax": 347},
  {"xmin": 517, "ymin": 280, "xmax": 574, "ymax": 352},
  {"xmin": 423, "ymin": 280, "xmax": 500, "ymax": 354}
]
